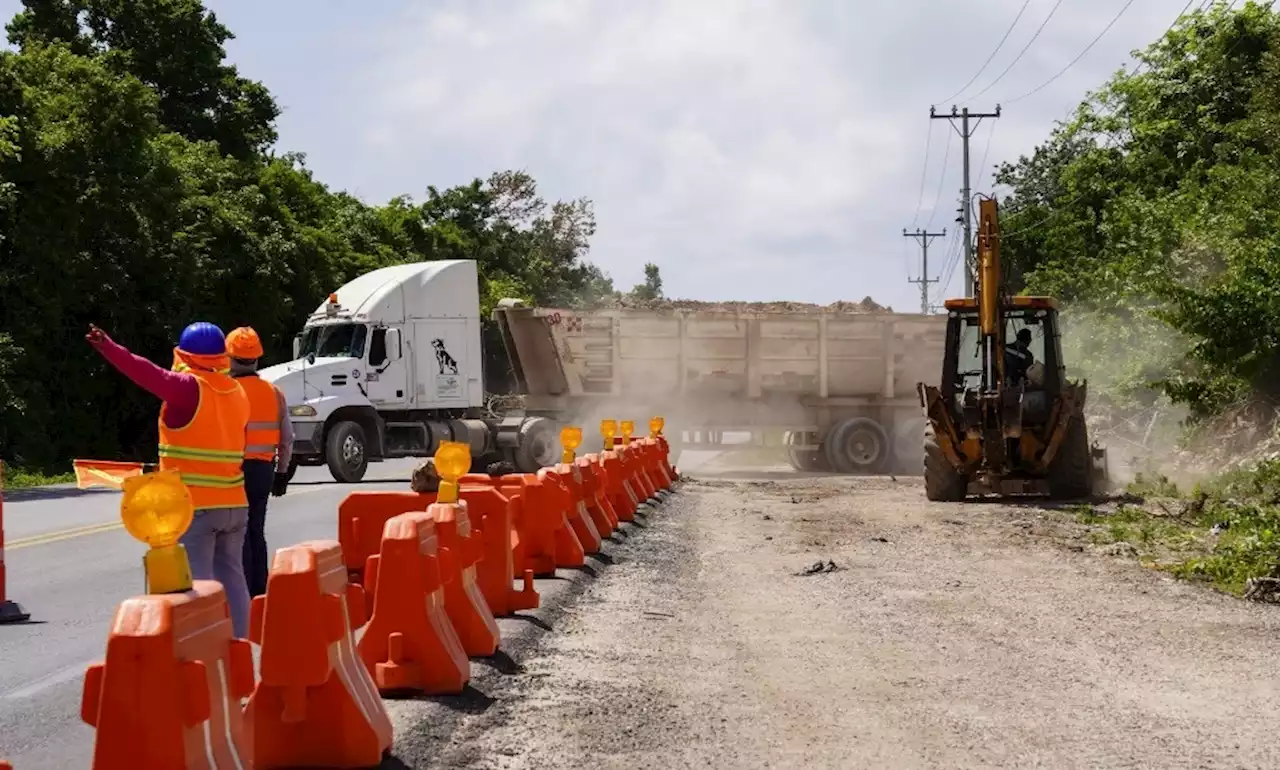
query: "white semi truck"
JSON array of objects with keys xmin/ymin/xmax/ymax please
[{"xmin": 260, "ymin": 260, "xmax": 560, "ymax": 482}]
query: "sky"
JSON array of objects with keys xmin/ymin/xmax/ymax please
[{"xmin": 0, "ymin": 0, "xmax": 1207, "ymax": 312}]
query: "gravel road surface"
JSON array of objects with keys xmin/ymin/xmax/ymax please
[{"xmin": 406, "ymin": 467, "xmax": 1280, "ymax": 770}]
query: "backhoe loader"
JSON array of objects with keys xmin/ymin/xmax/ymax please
[{"xmin": 916, "ymin": 197, "xmax": 1107, "ymax": 501}]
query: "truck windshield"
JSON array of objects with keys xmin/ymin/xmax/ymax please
[{"xmin": 298, "ymin": 323, "xmax": 367, "ymax": 359}]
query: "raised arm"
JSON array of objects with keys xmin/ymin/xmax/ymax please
[{"xmin": 86, "ymin": 325, "xmax": 199, "ymax": 424}]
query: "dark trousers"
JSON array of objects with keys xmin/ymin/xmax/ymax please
[{"xmin": 242, "ymin": 458, "xmax": 276, "ymax": 598}]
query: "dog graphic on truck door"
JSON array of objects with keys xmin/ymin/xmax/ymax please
[{"xmin": 432, "ymin": 339, "xmax": 459, "ymax": 375}]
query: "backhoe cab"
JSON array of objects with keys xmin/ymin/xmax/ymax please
[{"xmin": 916, "ymin": 198, "xmax": 1107, "ymax": 502}]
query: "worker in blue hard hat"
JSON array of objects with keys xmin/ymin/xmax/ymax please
[{"xmin": 86, "ymin": 321, "xmax": 252, "ymax": 638}]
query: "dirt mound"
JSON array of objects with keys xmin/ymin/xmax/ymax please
[{"xmin": 602, "ymin": 296, "xmax": 892, "ymax": 314}]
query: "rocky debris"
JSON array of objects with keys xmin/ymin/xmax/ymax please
[
  {"xmin": 599, "ymin": 296, "xmax": 892, "ymax": 314},
  {"xmin": 486, "ymin": 460, "xmax": 517, "ymax": 477},
  {"xmin": 795, "ymin": 559, "xmax": 840, "ymax": 576},
  {"xmin": 1243, "ymin": 576, "xmax": 1280, "ymax": 603},
  {"xmin": 410, "ymin": 458, "xmax": 440, "ymax": 493}
]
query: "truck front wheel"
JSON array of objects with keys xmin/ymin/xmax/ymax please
[{"xmin": 326, "ymin": 420, "xmax": 369, "ymax": 483}]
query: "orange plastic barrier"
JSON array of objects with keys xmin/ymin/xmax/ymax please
[
  {"xmin": 81, "ymin": 581, "xmax": 256, "ymax": 770},
  {"xmin": 339, "ymin": 491, "xmax": 435, "ymax": 585},
  {"xmin": 359, "ymin": 511, "xmax": 469, "ymax": 694},
  {"xmin": 627, "ymin": 443, "xmax": 659, "ymax": 500},
  {"xmin": 431, "ymin": 500, "xmax": 501, "ymax": 656},
  {"xmin": 600, "ymin": 450, "xmax": 640, "ymax": 522},
  {"xmin": 650, "ymin": 434, "xmax": 679, "ymax": 479},
  {"xmin": 247, "ymin": 540, "xmax": 393, "ymax": 768},
  {"xmin": 577, "ymin": 456, "xmax": 619, "ymax": 536},
  {"xmin": 641, "ymin": 438, "xmax": 673, "ymax": 490},
  {"xmin": 463, "ymin": 473, "xmax": 581, "ymax": 575},
  {"xmin": 546, "ymin": 465, "xmax": 602, "ymax": 553},
  {"xmin": 533, "ymin": 468, "xmax": 593, "ymax": 566},
  {"xmin": 456, "ymin": 484, "xmax": 539, "ymax": 616}
]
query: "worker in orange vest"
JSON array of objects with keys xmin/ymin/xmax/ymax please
[
  {"xmin": 225, "ymin": 327, "xmax": 293, "ymax": 598},
  {"xmin": 87, "ymin": 321, "xmax": 252, "ymax": 637}
]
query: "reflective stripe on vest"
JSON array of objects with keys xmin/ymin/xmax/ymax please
[
  {"xmin": 236, "ymin": 375, "xmax": 282, "ymax": 462},
  {"xmin": 158, "ymin": 371, "xmax": 249, "ymax": 511}
]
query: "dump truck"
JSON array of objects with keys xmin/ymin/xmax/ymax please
[
  {"xmin": 915, "ymin": 197, "xmax": 1108, "ymax": 500},
  {"xmin": 493, "ymin": 300, "xmax": 948, "ymax": 474}
]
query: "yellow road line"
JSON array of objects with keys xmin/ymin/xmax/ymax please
[
  {"xmin": 7, "ymin": 521, "xmax": 124, "ymax": 550},
  {"xmin": 4, "ymin": 483, "xmax": 340, "ymax": 551}
]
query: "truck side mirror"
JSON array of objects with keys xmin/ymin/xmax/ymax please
[
  {"xmin": 292, "ymin": 336, "xmax": 301, "ymax": 359},
  {"xmin": 385, "ymin": 328, "xmax": 402, "ymax": 362}
]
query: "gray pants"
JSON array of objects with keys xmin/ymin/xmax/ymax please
[{"xmin": 179, "ymin": 507, "xmax": 251, "ymax": 639}]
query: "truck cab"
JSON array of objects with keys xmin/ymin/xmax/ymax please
[{"xmin": 259, "ymin": 260, "xmax": 558, "ymax": 482}]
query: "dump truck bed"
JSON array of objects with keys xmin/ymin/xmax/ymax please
[{"xmin": 495, "ymin": 302, "xmax": 946, "ymax": 442}]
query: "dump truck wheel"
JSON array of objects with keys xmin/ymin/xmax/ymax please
[
  {"xmin": 1048, "ymin": 414, "xmax": 1092, "ymax": 499},
  {"xmin": 784, "ymin": 431, "xmax": 829, "ymax": 472},
  {"xmin": 923, "ymin": 424, "xmax": 966, "ymax": 502},
  {"xmin": 513, "ymin": 417, "xmax": 558, "ymax": 473},
  {"xmin": 325, "ymin": 420, "xmax": 369, "ymax": 483},
  {"xmin": 825, "ymin": 417, "xmax": 890, "ymax": 474}
]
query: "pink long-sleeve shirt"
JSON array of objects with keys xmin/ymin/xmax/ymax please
[
  {"xmin": 92, "ymin": 337, "xmax": 200, "ymax": 429},
  {"xmin": 91, "ymin": 337, "xmax": 294, "ymax": 472}
]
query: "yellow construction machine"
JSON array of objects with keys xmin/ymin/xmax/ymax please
[{"xmin": 916, "ymin": 197, "xmax": 1107, "ymax": 501}]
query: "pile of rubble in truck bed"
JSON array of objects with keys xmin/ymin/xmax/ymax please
[{"xmin": 601, "ymin": 296, "xmax": 892, "ymax": 313}]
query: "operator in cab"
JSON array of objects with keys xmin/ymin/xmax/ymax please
[{"xmin": 1005, "ymin": 328, "xmax": 1035, "ymax": 385}]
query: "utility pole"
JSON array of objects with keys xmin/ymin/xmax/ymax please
[
  {"xmin": 931, "ymin": 104, "xmax": 1000, "ymax": 297},
  {"xmin": 902, "ymin": 227, "xmax": 946, "ymax": 314}
]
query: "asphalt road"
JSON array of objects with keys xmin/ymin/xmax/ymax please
[{"xmin": 0, "ymin": 459, "xmax": 423, "ymax": 769}]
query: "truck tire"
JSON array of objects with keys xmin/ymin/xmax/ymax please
[
  {"xmin": 326, "ymin": 420, "xmax": 369, "ymax": 483},
  {"xmin": 923, "ymin": 424, "xmax": 966, "ymax": 502},
  {"xmin": 513, "ymin": 417, "xmax": 557, "ymax": 473},
  {"xmin": 1048, "ymin": 414, "xmax": 1092, "ymax": 499},
  {"xmin": 824, "ymin": 417, "xmax": 890, "ymax": 474},
  {"xmin": 784, "ymin": 431, "xmax": 829, "ymax": 472},
  {"xmin": 283, "ymin": 457, "xmax": 298, "ymax": 483}
]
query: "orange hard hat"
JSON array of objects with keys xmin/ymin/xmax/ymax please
[{"xmin": 226, "ymin": 327, "xmax": 264, "ymax": 359}]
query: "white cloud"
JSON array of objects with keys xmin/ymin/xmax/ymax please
[{"xmin": 264, "ymin": 0, "xmax": 1192, "ymax": 308}]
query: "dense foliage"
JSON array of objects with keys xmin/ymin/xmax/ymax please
[
  {"xmin": 0, "ymin": 0, "xmax": 629, "ymax": 471},
  {"xmin": 996, "ymin": 1, "xmax": 1280, "ymax": 418}
]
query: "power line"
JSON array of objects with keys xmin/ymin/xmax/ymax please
[
  {"xmin": 975, "ymin": 120, "xmax": 999, "ymax": 193},
  {"xmin": 903, "ymin": 228, "xmax": 947, "ymax": 313},
  {"xmin": 963, "ymin": 0, "xmax": 1068, "ymax": 103},
  {"xmin": 1004, "ymin": 0, "xmax": 1140, "ymax": 104},
  {"xmin": 909, "ymin": 122, "xmax": 935, "ymax": 227},
  {"xmin": 924, "ymin": 128, "xmax": 954, "ymax": 230},
  {"xmin": 936, "ymin": 0, "xmax": 1034, "ymax": 105},
  {"xmin": 934, "ymin": 225, "xmax": 964, "ymax": 303}
]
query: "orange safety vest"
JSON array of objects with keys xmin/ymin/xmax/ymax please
[
  {"xmin": 236, "ymin": 374, "xmax": 282, "ymax": 462},
  {"xmin": 158, "ymin": 367, "xmax": 250, "ymax": 511}
]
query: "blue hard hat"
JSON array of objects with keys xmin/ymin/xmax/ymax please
[{"xmin": 178, "ymin": 322, "xmax": 226, "ymax": 355}]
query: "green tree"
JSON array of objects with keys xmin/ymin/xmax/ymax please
[
  {"xmin": 629, "ymin": 263, "xmax": 663, "ymax": 301},
  {"xmin": 995, "ymin": 1, "xmax": 1280, "ymax": 416},
  {"xmin": 7, "ymin": 0, "xmax": 279, "ymax": 159}
]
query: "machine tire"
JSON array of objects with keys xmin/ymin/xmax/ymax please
[
  {"xmin": 283, "ymin": 457, "xmax": 298, "ymax": 483},
  {"xmin": 784, "ymin": 431, "xmax": 830, "ymax": 472},
  {"xmin": 923, "ymin": 424, "xmax": 967, "ymax": 502},
  {"xmin": 513, "ymin": 417, "xmax": 558, "ymax": 473},
  {"xmin": 824, "ymin": 417, "xmax": 891, "ymax": 474},
  {"xmin": 1048, "ymin": 413, "xmax": 1092, "ymax": 499},
  {"xmin": 325, "ymin": 420, "xmax": 369, "ymax": 483}
]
